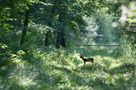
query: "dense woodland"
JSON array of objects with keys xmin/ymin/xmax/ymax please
[{"xmin": 0, "ymin": 0, "xmax": 136, "ymax": 90}]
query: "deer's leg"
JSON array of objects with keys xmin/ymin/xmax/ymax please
[{"xmin": 84, "ymin": 61, "xmax": 85, "ymax": 65}]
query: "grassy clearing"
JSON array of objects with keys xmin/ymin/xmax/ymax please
[{"xmin": 0, "ymin": 46, "xmax": 136, "ymax": 90}]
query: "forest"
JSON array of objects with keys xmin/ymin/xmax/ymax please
[{"xmin": 0, "ymin": 0, "xmax": 136, "ymax": 90}]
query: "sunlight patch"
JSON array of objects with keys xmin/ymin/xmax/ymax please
[
  {"xmin": 18, "ymin": 77, "xmax": 36, "ymax": 87},
  {"xmin": 109, "ymin": 63, "xmax": 121, "ymax": 69}
]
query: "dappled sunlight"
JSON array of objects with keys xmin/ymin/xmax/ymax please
[
  {"xmin": 0, "ymin": 0, "xmax": 136, "ymax": 89},
  {"xmin": 109, "ymin": 62, "xmax": 121, "ymax": 69},
  {"xmin": 18, "ymin": 76, "xmax": 36, "ymax": 87},
  {"xmin": 0, "ymin": 45, "xmax": 136, "ymax": 90}
]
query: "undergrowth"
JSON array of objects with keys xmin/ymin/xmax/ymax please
[{"xmin": 0, "ymin": 43, "xmax": 136, "ymax": 90}]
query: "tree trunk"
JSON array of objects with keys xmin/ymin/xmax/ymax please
[
  {"xmin": 56, "ymin": 12, "xmax": 66, "ymax": 48},
  {"xmin": 44, "ymin": 31, "xmax": 51, "ymax": 46},
  {"xmin": 56, "ymin": 29, "xmax": 66, "ymax": 48},
  {"xmin": 44, "ymin": 33, "xmax": 49, "ymax": 46},
  {"xmin": 20, "ymin": 9, "xmax": 30, "ymax": 45},
  {"xmin": 44, "ymin": 5, "xmax": 55, "ymax": 47},
  {"xmin": 44, "ymin": 20, "xmax": 52, "ymax": 46},
  {"xmin": 56, "ymin": 18, "xmax": 66, "ymax": 48}
]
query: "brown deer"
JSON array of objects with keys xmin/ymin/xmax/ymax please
[{"xmin": 80, "ymin": 55, "xmax": 94, "ymax": 64}]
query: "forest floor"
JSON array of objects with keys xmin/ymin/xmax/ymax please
[{"xmin": 0, "ymin": 47, "xmax": 136, "ymax": 90}]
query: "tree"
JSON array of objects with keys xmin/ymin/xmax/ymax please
[{"xmin": 20, "ymin": 8, "xmax": 30, "ymax": 45}]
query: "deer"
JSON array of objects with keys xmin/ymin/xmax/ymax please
[{"xmin": 80, "ymin": 55, "xmax": 94, "ymax": 65}]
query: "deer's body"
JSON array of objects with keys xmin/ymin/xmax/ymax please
[{"xmin": 80, "ymin": 55, "xmax": 94, "ymax": 64}]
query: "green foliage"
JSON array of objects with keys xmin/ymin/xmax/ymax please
[
  {"xmin": 0, "ymin": 0, "xmax": 136, "ymax": 90},
  {"xmin": 0, "ymin": 43, "xmax": 10, "ymax": 65},
  {"xmin": 0, "ymin": 45, "xmax": 136, "ymax": 90}
]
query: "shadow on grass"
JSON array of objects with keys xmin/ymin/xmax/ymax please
[
  {"xmin": 50, "ymin": 65, "xmax": 113, "ymax": 90},
  {"xmin": 109, "ymin": 63, "xmax": 136, "ymax": 75},
  {"xmin": 106, "ymin": 63, "xmax": 136, "ymax": 90}
]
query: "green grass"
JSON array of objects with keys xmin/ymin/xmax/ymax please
[{"xmin": 0, "ymin": 46, "xmax": 136, "ymax": 90}]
